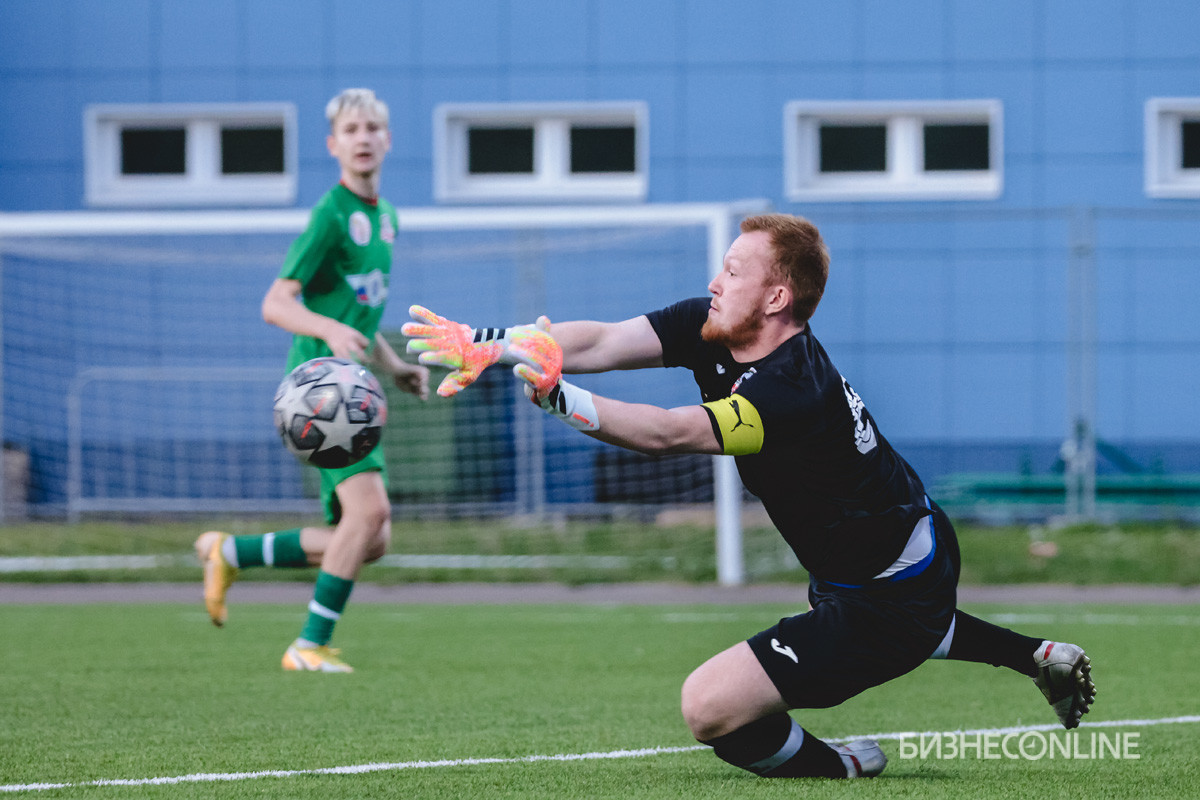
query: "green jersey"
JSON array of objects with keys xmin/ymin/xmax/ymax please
[{"xmin": 278, "ymin": 183, "xmax": 399, "ymax": 371}]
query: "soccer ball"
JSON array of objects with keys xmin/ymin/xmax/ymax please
[{"xmin": 273, "ymin": 357, "xmax": 387, "ymax": 469}]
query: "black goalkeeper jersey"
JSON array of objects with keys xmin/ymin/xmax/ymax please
[{"xmin": 646, "ymin": 297, "xmax": 932, "ymax": 585}]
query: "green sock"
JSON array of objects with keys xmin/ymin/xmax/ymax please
[
  {"xmin": 299, "ymin": 571, "xmax": 355, "ymax": 646},
  {"xmin": 232, "ymin": 529, "xmax": 306, "ymax": 568}
]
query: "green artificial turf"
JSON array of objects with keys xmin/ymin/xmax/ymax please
[{"xmin": 1, "ymin": 601, "xmax": 1196, "ymax": 798}]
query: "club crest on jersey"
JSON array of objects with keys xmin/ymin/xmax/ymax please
[
  {"xmin": 380, "ymin": 214, "xmax": 395, "ymax": 244},
  {"xmin": 346, "ymin": 269, "xmax": 388, "ymax": 307},
  {"xmin": 731, "ymin": 367, "xmax": 756, "ymax": 394},
  {"xmin": 348, "ymin": 211, "xmax": 372, "ymax": 246}
]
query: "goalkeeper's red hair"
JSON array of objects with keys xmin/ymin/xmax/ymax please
[{"xmin": 739, "ymin": 214, "xmax": 830, "ymax": 324}]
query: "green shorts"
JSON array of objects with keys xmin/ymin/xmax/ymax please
[{"xmin": 317, "ymin": 445, "xmax": 387, "ymax": 525}]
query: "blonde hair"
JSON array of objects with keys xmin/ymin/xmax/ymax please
[{"xmin": 325, "ymin": 88, "xmax": 389, "ymax": 129}]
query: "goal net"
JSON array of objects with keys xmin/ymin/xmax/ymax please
[{"xmin": 0, "ymin": 202, "xmax": 769, "ymax": 583}]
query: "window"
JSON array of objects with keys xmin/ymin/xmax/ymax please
[
  {"xmin": 1145, "ymin": 98, "xmax": 1200, "ymax": 198},
  {"xmin": 435, "ymin": 102, "xmax": 648, "ymax": 203},
  {"xmin": 784, "ymin": 100, "xmax": 1003, "ymax": 201},
  {"xmin": 85, "ymin": 104, "xmax": 297, "ymax": 207},
  {"xmin": 468, "ymin": 127, "xmax": 535, "ymax": 174}
]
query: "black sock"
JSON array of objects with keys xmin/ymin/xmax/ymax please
[
  {"xmin": 947, "ymin": 610, "xmax": 1042, "ymax": 677},
  {"xmin": 704, "ymin": 714, "xmax": 846, "ymax": 778}
]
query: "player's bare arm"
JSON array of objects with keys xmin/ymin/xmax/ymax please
[
  {"xmin": 586, "ymin": 396, "xmax": 722, "ymax": 456},
  {"xmin": 550, "ymin": 316, "xmax": 665, "ymax": 374},
  {"xmin": 262, "ymin": 278, "xmax": 369, "ymax": 361}
]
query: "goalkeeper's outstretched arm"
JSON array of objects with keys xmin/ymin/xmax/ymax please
[
  {"xmin": 549, "ymin": 316, "xmax": 665, "ymax": 374},
  {"xmin": 591, "ymin": 396, "xmax": 722, "ymax": 456}
]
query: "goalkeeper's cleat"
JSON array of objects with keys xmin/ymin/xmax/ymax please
[
  {"xmin": 194, "ymin": 530, "xmax": 238, "ymax": 628},
  {"xmin": 282, "ymin": 643, "xmax": 354, "ymax": 673},
  {"xmin": 833, "ymin": 739, "xmax": 886, "ymax": 778},
  {"xmin": 1033, "ymin": 641, "xmax": 1096, "ymax": 729}
]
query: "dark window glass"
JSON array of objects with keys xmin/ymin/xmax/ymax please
[
  {"xmin": 1182, "ymin": 121, "xmax": 1200, "ymax": 169},
  {"xmin": 570, "ymin": 125, "xmax": 636, "ymax": 173},
  {"xmin": 468, "ymin": 127, "xmax": 535, "ymax": 174},
  {"xmin": 819, "ymin": 124, "xmax": 887, "ymax": 173},
  {"xmin": 924, "ymin": 123, "xmax": 990, "ymax": 171},
  {"xmin": 221, "ymin": 126, "xmax": 285, "ymax": 174},
  {"xmin": 121, "ymin": 128, "xmax": 186, "ymax": 175}
]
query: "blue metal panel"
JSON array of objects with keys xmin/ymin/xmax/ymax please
[
  {"xmin": 509, "ymin": 0, "xmax": 589, "ymax": 66},
  {"xmin": 860, "ymin": 68, "xmax": 949, "ymax": 100},
  {"xmin": 417, "ymin": 0, "xmax": 505, "ymax": 67},
  {"xmin": 592, "ymin": 0, "xmax": 681, "ymax": 65},
  {"xmin": 0, "ymin": 0, "xmax": 70, "ymax": 70},
  {"xmin": 160, "ymin": 0, "xmax": 239, "ymax": 69},
  {"xmin": 857, "ymin": 350, "xmax": 952, "ymax": 439},
  {"xmin": 683, "ymin": 68, "xmax": 774, "ymax": 157},
  {"xmin": 862, "ymin": 0, "xmax": 947, "ymax": 64},
  {"xmin": 1126, "ymin": 351, "xmax": 1200, "ymax": 438},
  {"xmin": 682, "ymin": 0, "xmax": 772, "ymax": 65},
  {"xmin": 242, "ymin": 0, "xmax": 327, "ymax": 70},
  {"xmin": 1041, "ymin": 66, "xmax": 1135, "ymax": 156},
  {"xmin": 0, "ymin": 77, "xmax": 72, "ymax": 164},
  {"xmin": 1131, "ymin": 257, "xmax": 1200, "ymax": 344},
  {"xmin": 1044, "ymin": 0, "xmax": 1129, "ymax": 60},
  {"xmin": 506, "ymin": 70, "xmax": 594, "ymax": 103},
  {"xmin": 949, "ymin": 350, "xmax": 1052, "ymax": 439},
  {"xmin": 772, "ymin": 68, "xmax": 860, "ymax": 102},
  {"xmin": 1133, "ymin": 0, "xmax": 1200, "ymax": 58},
  {"xmin": 950, "ymin": 255, "xmax": 1042, "ymax": 344},
  {"xmin": 158, "ymin": 72, "xmax": 241, "ymax": 103},
  {"xmin": 684, "ymin": 160, "xmax": 778, "ymax": 202},
  {"xmin": 948, "ymin": 1, "xmax": 1038, "ymax": 62},
  {"xmin": 330, "ymin": 4, "xmax": 419, "ymax": 67},
  {"xmin": 1040, "ymin": 161, "xmax": 1143, "ymax": 207},
  {"xmin": 67, "ymin": 0, "xmax": 153, "ymax": 71},
  {"xmin": 859, "ymin": 253, "xmax": 952, "ymax": 345},
  {"xmin": 766, "ymin": 1, "xmax": 858, "ymax": 65}
]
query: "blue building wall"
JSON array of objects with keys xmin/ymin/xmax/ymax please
[
  {"xmin": 2, "ymin": 0, "xmax": 1197, "ymax": 211},
  {"xmin": 2, "ymin": 0, "xmax": 1200, "ymax": 509}
]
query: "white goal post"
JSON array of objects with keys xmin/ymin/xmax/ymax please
[{"xmin": 0, "ymin": 200, "xmax": 769, "ymax": 585}]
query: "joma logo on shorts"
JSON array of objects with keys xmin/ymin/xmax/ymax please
[{"xmin": 771, "ymin": 638, "xmax": 799, "ymax": 664}]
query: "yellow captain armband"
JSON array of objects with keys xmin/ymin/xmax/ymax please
[{"xmin": 701, "ymin": 395, "xmax": 764, "ymax": 456}]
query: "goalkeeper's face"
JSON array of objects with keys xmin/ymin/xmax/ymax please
[
  {"xmin": 327, "ymin": 107, "xmax": 392, "ymax": 179},
  {"xmin": 702, "ymin": 231, "xmax": 773, "ymax": 350}
]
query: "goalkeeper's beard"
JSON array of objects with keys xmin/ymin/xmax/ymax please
[{"xmin": 701, "ymin": 307, "xmax": 763, "ymax": 351}]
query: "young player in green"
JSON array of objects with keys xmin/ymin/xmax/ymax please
[{"xmin": 195, "ymin": 88, "xmax": 429, "ymax": 672}]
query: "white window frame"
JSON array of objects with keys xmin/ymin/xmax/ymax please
[
  {"xmin": 1145, "ymin": 97, "xmax": 1200, "ymax": 198},
  {"xmin": 84, "ymin": 103, "xmax": 298, "ymax": 207},
  {"xmin": 784, "ymin": 99, "xmax": 1003, "ymax": 202},
  {"xmin": 434, "ymin": 101, "xmax": 648, "ymax": 203}
]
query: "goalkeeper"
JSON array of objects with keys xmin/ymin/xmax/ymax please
[
  {"xmin": 403, "ymin": 213, "xmax": 1096, "ymax": 779},
  {"xmin": 194, "ymin": 89, "xmax": 428, "ymax": 673}
]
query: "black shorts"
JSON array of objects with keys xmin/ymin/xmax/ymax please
[{"xmin": 747, "ymin": 503, "xmax": 960, "ymax": 709}]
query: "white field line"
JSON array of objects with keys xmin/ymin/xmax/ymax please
[
  {"xmin": 0, "ymin": 554, "xmax": 648, "ymax": 573},
  {"xmin": 988, "ymin": 612, "xmax": 1200, "ymax": 627},
  {"xmin": 0, "ymin": 554, "xmax": 640, "ymax": 573},
  {"xmin": 2, "ymin": 715, "xmax": 1197, "ymax": 794},
  {"xmin": 0, "ymin": 555, "xmax": 185, "ymax": 573}
]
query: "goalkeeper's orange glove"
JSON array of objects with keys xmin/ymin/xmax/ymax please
[
  {"xmin": 401, "ymin": 305, "xmax": 556, "ymax": 398},
  {"xmin": 513, "ymin": 348, "xmax": 599, "ymax": 434}
]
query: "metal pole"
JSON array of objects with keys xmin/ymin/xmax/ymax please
[
  {"xmin": 1066, "ymin": 207, "xmax": 1098, "ymax": 521},
  {"xmin": 513, "ymin": 230, "xmax": 547, "ymax": 520},
  {"xmin": 709, "ymin": 211, "xmax": 745, "ymax": 586}
]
